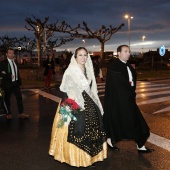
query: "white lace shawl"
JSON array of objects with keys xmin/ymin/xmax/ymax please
[{"xmin": 59, "ymin": 53, "xmax": 104, "ymax": 115}]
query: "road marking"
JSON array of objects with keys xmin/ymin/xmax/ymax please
[
  {"xmin": 98, "ymin": 83, "xmax": 170, "ymax": 93},
  {"xmin": 97, "ymin": 85, "xmax": 105, "ymax": 89},
  {"xmin": 137, "ymin": 96, "xmax": 170, "ymax": 105},
  {"xmin": 137, "ymin": 83, "xmax": 167, "ymax": 88},
  {"xmin": 28, "ymin": 88, "xmax": 170, "ymax": 152},
  {"xmin": 136, "ymin": 86, "xmax": 170, "ymax": 93},
  {"xmin": 99, "ymin": 94, "xmax": 105, "ymax": 97},
  {"xmin": 98, "ymin": 85, "xmax": 170, "ymax": 98},
  {"xmin": 136, "ymin": 90, "xmax": 170, "ymax": 98},
  {"xmin": 98, "ymin": 89, "xmax": 105, "ymax": 93},
  {"xmin": 29, "ymin": 89, "xmax": 61, "ymax": 103},
  {"xmin": 148, "ymin": 133, "xmax": 170, "ymax": 152},
  {"xmin": 153, "ymin": 106, "xmax": 170, "ymax": 114}
]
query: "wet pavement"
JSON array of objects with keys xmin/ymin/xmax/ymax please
[{"xmin": 1, "ymin": 78, "xmax": 170, "ymax": 170}]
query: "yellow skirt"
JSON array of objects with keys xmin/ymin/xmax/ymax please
[{"xmin": 49, "ymin": 102, "xmax": 107, "ymax": 167}]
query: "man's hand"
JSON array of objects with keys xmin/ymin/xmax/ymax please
[
  {"xmin": 1, "ymin": 71, "xmax": 6, "ymax": 74},
  {"xmin": 11, "ymin": 75, "xmax": 14, "ymax": 80}
]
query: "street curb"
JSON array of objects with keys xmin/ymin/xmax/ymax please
[{"xmin": 21, "ymin": 83, "xmax": 60, "ymax": 89}]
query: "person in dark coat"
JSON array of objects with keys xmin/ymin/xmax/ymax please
[
  {"xmin": 103, "ymin": 45, "xmax": 154, "ymax": 154},
  {"xmin": 43, "ymin": 54, "xmax": 55, "ymax": 89},
  {"xmin": 60, "ymin": 53, "xmax": 70, "ymax": 73},
  {"xmin": 92, "ymin": 56, "xmax": 100, "ymax": 78},
  {"xmin": 0, "ymin": 48, "xmax": 29, "ymax": 119}
]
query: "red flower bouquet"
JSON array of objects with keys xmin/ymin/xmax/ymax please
[
  {"xmin": 57, "ymin": 98, "xmax": 82, "ymax": 128},
  {"xmin": 61, "ymin": 98, "xmax": 80, "ymax": 111}
]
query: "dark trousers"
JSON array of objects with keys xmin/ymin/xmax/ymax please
[{"xmin": 4, "ymin": 81, "xmax": 24, "ymax": 114}]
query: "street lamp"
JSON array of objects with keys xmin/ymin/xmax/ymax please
[
  {"xmin": 18, "ymin": 45, "xmax": 21, "ymax": 58},
  {"xmin": 142, "ymin": 35, "xmax": 146, "ymax": 55},
  {"xmin": 82, "ymin": 39, "xmax": 85, "ymax": 46},
  {"xmin": 124, "ymin": 14, "xmax": 133, "ymax": 48}
]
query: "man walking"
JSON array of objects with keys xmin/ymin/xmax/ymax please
[
  {"xmin": 0, "ymin": 48, "xmax": 29, "ymax": 119},
  {"xmin": 103, "ymin": 45, "xmax": 154, "ymax": 153}
]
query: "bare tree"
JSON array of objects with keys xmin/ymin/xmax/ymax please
[
  {"xmin": 25, "ymin": 16, "xmax": 124, "ymax": 66},
  {"xmin": 46, "ymin": 20, "xmax": 124, "ymax": 61},
  {"xmin": 25, "ymin": 16, "xmax": 50, "ymax": 66},
  {"xmin": 47, "ymin": 36, "xmax": 74, "ymax": 53},
  {"xmin": 0, "ymin": 35, "xmax": 17, "ymax": 49},
  {"xmin": 46, "ymin": 20, "xmax": 80, "ymax": 34},
  {"xmin": 0, "ymin": 35, "xmax": 31, "ymax": 60},
  {"xmin": 71, "ymin": 22, "xmax": 124, "ymax": 61},
  {"xmin": 25, "ymin": 38, "xmax": 36, "ymax": 64},
  {"xmin": 25, "ymin": 16, "xmax": 78, "ymax": 66},
  {"xmin": 0, "ymin": 35, "xmax": 27, "ymax": 48}
]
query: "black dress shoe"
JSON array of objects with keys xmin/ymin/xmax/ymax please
[
  {"xmin": 138, "ymin": 147, "xmax": 154, "ymax": 154},
  {"xmin": 108, "ymin": 144, "xmax": 120, "ymax": 151}
]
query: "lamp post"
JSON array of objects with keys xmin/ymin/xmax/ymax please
[
  {"xmin": 124, "ymin": 14, "xmax": 133, "ymax": 48},
  {"xmin": 36, "ymin": 25, "xmax": 42, "ymax": 67},
  {"xmin": 18, "ymin": 45, "xmax": 21, "ymax": 62},
  {"xmin": 142, "ymin": 35, "xmax": 146, "ymax": 55},
  {"xmin": 82, "ymin": 39, "xmax": 85, "ymax": 46}
]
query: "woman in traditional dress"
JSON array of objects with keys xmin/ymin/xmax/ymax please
[{"xmin": 49, "ymin": 47, "xmax": 107, "ymax": 167}]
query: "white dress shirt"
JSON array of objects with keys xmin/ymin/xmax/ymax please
[{"xmin": 119, "ymin": 59, "xmax": 134, "ymax": 86}]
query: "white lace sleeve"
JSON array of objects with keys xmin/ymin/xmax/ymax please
[{"xmin": 60, "ymin": 74, "xmax": 85, "ymax": 109}]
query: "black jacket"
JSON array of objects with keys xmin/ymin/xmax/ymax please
[
  {"xmin": 43, "ymin": 59, "xmax": 55, "ymax": 76},
  {"xmin": 103, "ymin": 58, "xmax": 150, "ymax": 143},
  {"xmin": 0, "ymin": 59, "xmax": 22, "ymax": 88}
]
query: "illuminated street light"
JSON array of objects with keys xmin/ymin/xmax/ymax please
[
  {"xmin": 82, "ymin": 39, "xmax": 85, "ymax": 46},
  {"xmin": 142, "ymin": 35, "xmax": 146, "ymax": 55},
  {"xmin": 18, "ymin": 45, "xmax": 21, "ymax": 59},
  {"xmin": 124, "ymin": 14, "xmax": 133, "ymax": 48},
  {"xmin": 18, "ymin": 45, "xmax": 21, "ymax": 51},
  {"xmin": 37, "ymin": 25, "xmax": 40, "ymax": 32},
  {"xmin": 142, "ymin": 35, "xmax": 146, "ymax": 41}
]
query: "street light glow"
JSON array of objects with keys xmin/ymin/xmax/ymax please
[
  {"xmin": 142, "ymin": 36, "xmax": 146, "ymax": 41},
  {"xmin": 142, "ymin": 35, "xmax": 146, "ymax": 54},
  {"xmin": 18, "ymin": 45, "xmax": 21, "ymax": 51},
  {"xmin": 124, "ymin": 15, "xmax": 128, "ymax": 19},
  {"xmin": 82, "ymin": 39, "xmax": 85, "ymax": 46},
  {"xmin": 124, "ymin": 14, "xmax": 133, "ymax": 48},
  {"xmin": 124, "ymin": 15, "xmax": 133, "ymax": 19}
]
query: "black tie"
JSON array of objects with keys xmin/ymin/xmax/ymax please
[{"xmin": 12, "ymin": 61, "xmax": 17, "ymax": 81}]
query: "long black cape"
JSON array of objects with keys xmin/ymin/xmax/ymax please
[{"xmin": 103, "ymin": 58, "xmax": 150, "ymax": 143}]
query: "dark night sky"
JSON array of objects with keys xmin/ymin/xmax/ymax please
[{"xmin": 0, "ymin": 0, "xmax": 170, "ymax": 53}]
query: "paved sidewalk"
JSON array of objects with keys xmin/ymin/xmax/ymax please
[
  {"xmin": 1, "ymin": 88, "xmax": 170, "ymax": 170},
  {"xmin": 21, "ymin": 70, "xmax": 63, "ymax": 89}
]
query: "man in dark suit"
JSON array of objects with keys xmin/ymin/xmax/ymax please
[
  {"xmin": 0, "ymin": 48, "xmax": 29, "ymax": 119},
  {"xmin": 103, "ymin": 45, "xmax": 154, "ymax": 154}
]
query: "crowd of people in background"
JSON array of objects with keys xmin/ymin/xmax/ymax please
[{"xmin": 42, "ymin": 52, "xmax": 105, "ymax": 90}]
